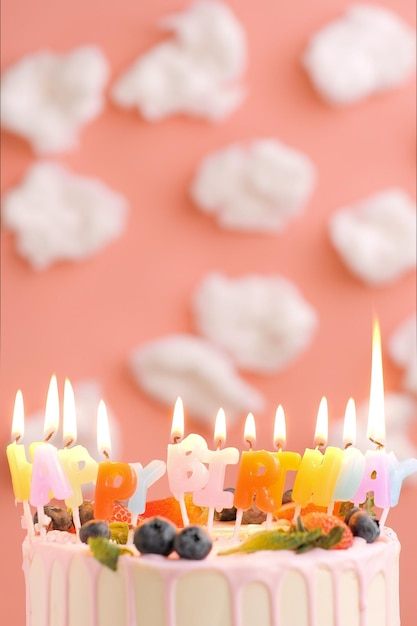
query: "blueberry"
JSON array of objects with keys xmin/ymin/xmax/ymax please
[
  {"xmin": 344, "ymin": 506, "xmax": 360, "ymax": 526},
  {"xmin": 174, "ymin": 526, "xmax": 212, "ymax": 560},
  {"xmin": 215, "ymin": 488, "xmax": 237, "ymax": 522},
  {"xmin": 133, "ymin": 517, "xmax": 176, "ymax": 556},
  {"xmin": 242, "ymin": 501, "xmax": 267, "ymax": 525},
  {"xmin": 79, "ymin": 520, "xmax": 111, "ymax": 544},
  {"xmin": 33, "ymin": 506, "xmax": 73, "ymax": 531},
  {"xmin": 346, "ymin": 509, "xmax": 380, "ymax": 543},
  {"xmin": 282, "ymin": 489, "xmax": 293, "ymax": 504},
  {"xmin": 79, "ymin": 501, "xmax": 95, "ymax": 525}
]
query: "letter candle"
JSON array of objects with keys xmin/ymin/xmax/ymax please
[
  {"xmin": 167, "ymin": 397, "xmax": 210, "ymax": 527},
  {"xmin": 128, "ymin": 460, "xmax": 167, "ymax": 531},
  {"xmin": 271, "ymin": 405, "xmax": 301, "ymax": 518},
  {"xmin": 29, "ymin": 375, "xmax": 72, "ymax": 537},
  {"xmin": 58, "ymin": 379, "xmax": 98, "ymax": 535},
  {"xmin": 353, "ymin": 321, "xmax": 392, "ymax": 526},
  {"xmin": 233, "ymin": 413, "xmax": 280, "ymax": 539},
  {"xmin": 6, "ymin": 390, "xmax": 34, "ymax": 538},
  {"xmin": 292, "ymin": 397, "xmax": 343, "ymax": 516},
  {"xmin": 94, "ymin": 400, "xmax": 137, "ymax": 520},
  {"xmin": 333, "ymin": 398, "xmax": 365, "ymax": 503},
  {"xmin": 193, "ymin": 408, "xmax": 239, "ymax": 534}
]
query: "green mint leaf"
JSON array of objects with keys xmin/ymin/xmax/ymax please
[{"xmin": 88, "ymin": 537, "xmax": 130, "ymax": 571}]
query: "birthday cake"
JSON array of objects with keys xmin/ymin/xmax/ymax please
[{"xmin": 22, "ymin": 512, "xmax": 400, "ymax": 626}]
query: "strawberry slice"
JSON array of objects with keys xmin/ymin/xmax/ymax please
[
  {"xmin": 301, "ymin": 511, "xmax": 353, "ymax": 549},
  {"xmin": 275, "ymin": 500, "xmax": 343, "ymax": 521},
  {"xmin": 110, "ymin": 502, "xmax": 132, "ymax": 525},
  {"xmin": 143, "ymin": 494, "xmax": 208, "ymax": 528}
]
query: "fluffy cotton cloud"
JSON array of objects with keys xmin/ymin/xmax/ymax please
[
  {"xmin": 2, "ymin": 162, "xmax": 128, "ymax": 270},
  {"xmin": 389, "ymin": 316, "xmax": 417, "ymax": 395},
  {"xmin": 111, "ymin": 0, "xmax": 246, "ymax": 121},
  {"xmin": 329, "ymin": 393, "xmax": 417, "ymax": 482},
  {"xmin": 129, "ymin": 334, "xmax": 264, "ymax": 423},
  {"xmin": 23, "ymin": 380, "xmax": 121, "ymax": 465},
  {"xmin": 190, "ymin": 139, "xmax": 316, "ymax": 232},
  {"xmin": 192, "ymin": 273, "xmax": 318, "ymax": 373},
  {"xmin": 329, "ymin": 189, "xmax": 416, "ymax": 285},
  {"xmin": 1, "ymin": 46, "xmax": 109, "ymax": 153},
  {"xmin": 303, "ymin": 5, "xmax": 416, "ymax": 105}
]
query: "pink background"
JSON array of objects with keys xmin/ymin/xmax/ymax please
[{"xmin": 1, "ymin": 1, "xmax": 416, "ymax": 624}]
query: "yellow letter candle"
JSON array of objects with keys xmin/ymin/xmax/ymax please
[
  {"xmin": 58, "ymin": 379, "xmax": 98, "ymax": 533},
  {"xmin": 6, "ymin": 390, "xmax": 34, "ymax": 537},
  {"xmin": 292, "ymin": 397, "xmax": 343, "ymax": 509}
]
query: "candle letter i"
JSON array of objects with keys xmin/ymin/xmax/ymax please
[
  {"xmin": 29, "ymin": 375, "xmax": 72, "ymax": 537},
  {"xmin": 58, "ymin": 379, "xmax": 99, "ymax": 534},
  {"xmin": 353, "ymin": 320, "xmax": 391, "ymax": 526},
  {"xmin": 94, "ymin": 400, "xmax": 137, "ymax": 520},
  {"xmin": 6, "ymin": 390, "xmax": 35, "ymax": 538}
]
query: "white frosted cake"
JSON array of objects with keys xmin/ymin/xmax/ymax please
[{"xmin": 23, "ymin": 522, "xmax": 400, "ymax": 626}]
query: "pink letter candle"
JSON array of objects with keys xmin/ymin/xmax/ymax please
[
  {"xmin": 94, "ymin": 400, "xmax": 137, "ymax": 520},
  {"xmin": 6, "ymin": 390, "xmax": 34, "ymax": 537},
  {"xmin": 353, "ymin": 321, "xmax": 391, "ymax": 514},
  {"xmin": 193, "ymin": 409, "xmax": 239, "ymax": 533},
  {"xmin": 167, "ymin": 398, "xmax": 210, "ymax": 526},
  {"xmin": 29, "ymin": 376, "xmax": 72, "ymax": 536},
  {"xmin": 292, "ymin": 398, "xmax": 343, "ymax": 510}
]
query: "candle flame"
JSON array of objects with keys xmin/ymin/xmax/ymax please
[
  {"xmin": 314, "ymin": 396, "xmax": 328, "ymax": 447},
  {"xmin": 244, "ymin": 412, "xmax": 256, "ymax": 448},
  {"xmin": 43, "ymin": 374, "xmax": 59, "ymax": 441},
  {"xmin": 63, "ymin": 379, "xmax": 77, "ymax": 447},
  {"xmin": 97, "ymin": 400, "xmax": 111, "ymax": 458},
  {"xmin": 171, "ymin": 397, "xmax": 184, "ymax": 442},
  {"xmin": 214, "ymin": 408, "xmax": 226, "ymax": 447},
  {"xmin": 11, "ymin": 390, "xmax": 24, "ymax": 441},
  {"xmin": 273, "ymin": 404, "xmax": 286, "ymax": 450},
  {"xmin": 367, "ymin": 319, "xmax": 385, "ymax": 446},
  {"xmin": 343, "ymin": 398, "xmax": 356, "ymax": 447}
]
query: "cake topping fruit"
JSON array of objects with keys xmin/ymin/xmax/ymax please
[
  {"xmin": 301, "ymin": 512, "xmax": 353, "ymax": 550},
  {"xmin": 78, "ymin": 501, "xmax": 95, "ymax": 526},
  {"xmin": 345, "ymin": 507, "xmax": 380, "ymax": 543},
  {"xmin": 133, "ymin": 516, "xmax": 176, "ymax": 556},
  {"xmin": 79, "ymin": 520, "xmax": 111, "ymax": 544},
  {"xmin": 88, "ymin": 537, "xmax": 133, "ymax": 571},
  {"xmin": 34, "ymin": 506, "xmax": 73, "ymax": 532},
  {"xmin": 143, "ymin": 494, "xmax": 208, "ymax": 527},
  {"xmin": 219, "ymin": 518, "xmax": 345, "ymax": 555},
  {"xmin": 174, "ymin": 526, "xmax": 213, "ymax": 560},
  {"xmin": 109, "ymin": 521, "xmax": 129, "ymax": 544},
  {"xmin": 110, "ymin": 501, "xmax": 132, "ymax": 525}
]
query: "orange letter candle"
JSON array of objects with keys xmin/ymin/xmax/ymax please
[{"xmin": 94, "ymin": 400, "xmax": 137, "ymax": 520}]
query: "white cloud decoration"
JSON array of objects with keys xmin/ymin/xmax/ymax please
[
  {"xmin": 2, "ymin": 162, "xmax": 128, "ymax": 270},
  {"xmin": 192, "ymin": 273, "xmax": 318, "ymax": 373},
  {"xmin": 329, "ymin": 189, "xmax": 416, "ymax": 285},
  {"xmin": 129, "ymin": 334, "xmax": 264, "ymax": 423},
  {"xmin": 303, "ymin": 5, "xmax": 416, "ymax": 105},
  {"xmin": 389, "ymin": 316, "xmax": 417, "ymax": 395},
  {"xmin": 1, "ymin": 46, "xmax": 109, "ymax": 153},
  {"xmin": 111, "ymin": 0, "xmax": 247, "ymax": 121},
  {"xmin": 190, "ymin": 139, "xmax": 316, "ymax": 232}
]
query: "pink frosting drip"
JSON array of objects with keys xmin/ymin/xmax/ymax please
[{"xmin": 22, "ymin": 527, "xmax": 400, "ymax": 626}]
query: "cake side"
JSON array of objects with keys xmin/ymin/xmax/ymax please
[{"xmin": 22, "ymin": 526, "xmax": 400, "ymax": 626}]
